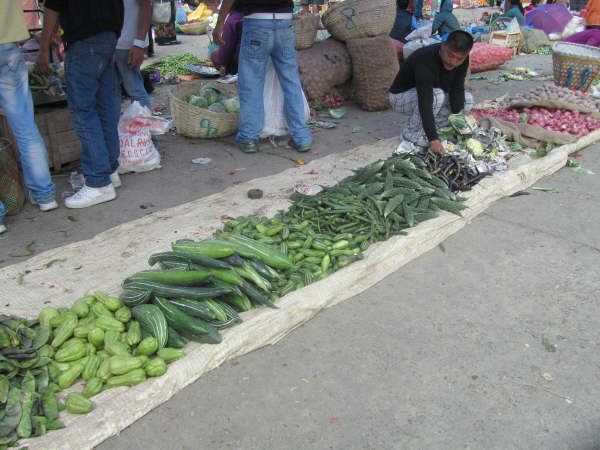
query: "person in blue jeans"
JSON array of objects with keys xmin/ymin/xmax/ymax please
[
  {"xmin": 0, "ymin": 2, "xmax": 57, "ymax": 234},
  {"xmin": 213, "ymin": 0, "xmax": 313, "ymax": 153},
  {"xmin": 115, "ymin": 0, "xmax": 153, "ymax": 110},
  {"xmin": 38, "ymin": 0, "xmax": 124, "ymax": 209}
]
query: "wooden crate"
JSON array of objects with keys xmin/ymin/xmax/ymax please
[
  {"xmin": 0, "ymin": 105, "xmax": 81, "ymax": 173},
  {"xmin": 489, "ymin": 31, "xmax": 521, "ymax": 55}
]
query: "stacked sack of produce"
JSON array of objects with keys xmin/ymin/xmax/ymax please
[{"xmin": 309, "ymin": 0, "xmax": 399, "ymax": 111}]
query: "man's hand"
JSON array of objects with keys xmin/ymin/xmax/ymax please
[
  {"xmin": 429, "ymin": 139, "xmax": 445, "ymax": 153},
  {"xmin": 36, "ymin": 50, "xmax": 52, "ymax": 76},
  {"xmin": 212, "ymin": 24, "xmax": 225, "ymax": 46},
  {"xmin": 128, "ymin": 47, "xmax": 146, "ymax": 68}
]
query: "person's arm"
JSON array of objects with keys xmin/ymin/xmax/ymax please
[
  {"xmin": 212, "ymin": 0, "xmax": 236, "ymax": 46},
  {"xmin": 129, "ymin": 0, "xmax": 153, "ymax": 68},
  {"xmin": 36, "ymin": 6, "xmax": 61, "ymax": 75},
  {"xmin": 415, "ymin": 63, "xmax": 439, "ymax": 145},
  {"xmin": 448, "ymin": 58, "xmax": 468, "ymax": 114}
]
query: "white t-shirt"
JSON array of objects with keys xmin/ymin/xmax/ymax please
[{"xmin": 117, "ymin": 0, "xmax": 150, "ymax": 50}]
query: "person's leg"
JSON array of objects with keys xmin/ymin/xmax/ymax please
[
  {"xmin": 271, "ymin": 19, "xmax": 312, "ymax": 148},
  {"xmin": 64, "ymin": 32, "xmax": 116, "ymax": 188},
  {"xmin": 414, "ymin": 0, "xmax": 424, "ymax": 19},
  {"xmin": 300, "ymin": 0, "xmax": 310, "ymax": 14},
  {"xmin": 114, "ymin": 49, "xmax": 152, "ymax": 109},
  {"xmin": 435, "ymin": 91, "xmax": 473, "ymax": 129},
  {"xmin": 236, "ymin": 19, "xmax": 273, "ymax": 145},
  {"xmin": 97, "ymin": 49, "xmax": 121, "ymax": 176},
  {"xmin": 401, "ymin": 88, "xmax": 445, "ymax": 144},
  {"xmin": 0, "ymin": 43, "xmax": 55, "ymax": 206},
  {"xmin": 0, "ymin": 201, "xmax": 5, "ymax": 230}
]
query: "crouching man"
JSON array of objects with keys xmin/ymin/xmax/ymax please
[{"xmin": 389, "ymin": 30, "xmax": 474, "ymax": 153}]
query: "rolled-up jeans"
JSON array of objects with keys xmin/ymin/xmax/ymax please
[
  {"xmin": 0, "ymin": 43, "xmax": 55, "ymax": 218},
  {"xmin": 64, "ymin": 31, "xmax": 120, "ymax": 188},
  {"xmin": 237, "ymin": 18, "xmax": 312, "ymax": 147},
  {"xmin": 390, "ymin": 88, "xmax": 474, "ymax": 145}
]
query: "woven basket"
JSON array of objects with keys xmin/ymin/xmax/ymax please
[
  {"xmin": 179, "ymin": 19, "xmax": 210, "ymax": 35},
  {"xmin": 294, "ymin": 15, "xmax": 319, "ymax": 50},
  {"xmin": 169, "ymin": 80, "xmax": 239, "ymax": 139},
  {"xmin": 552, "ymin": 42, "xmax": 600, "ymax": 92},
  {"xmin": 322, "ymin": 0, "xmax": 396, "ymax": 42}
]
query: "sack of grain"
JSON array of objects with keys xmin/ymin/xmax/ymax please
[
  {"xmin": 297, "ymin": 38, "xmax": 353, "ymax": 102},
  {"xmin": 346, "ymin": 35, "xmax": 399, "ymax": 112}
]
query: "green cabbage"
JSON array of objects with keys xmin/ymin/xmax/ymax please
[
  {"xmin": 222, "ymin": 97, "xmax": 240, "ymax": 113},
  {"xmin": 208, "ymin": 102, "xmax": 227, "ymax": 113},
  {"xmin": 201, "ymin": 86, "xmax": 221, "ymax": 105},
  {"xmin": 188, "ymin": 94, "xmax": 208, "ymax": 108}
]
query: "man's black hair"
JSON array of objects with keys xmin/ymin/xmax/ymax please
[
  {"xmin": 445, "ymin": 30, "xmax": 474, "ymax": 53},
  {"xmin": 397, "ymin": 0, "xmax": 410, "ymax": 10}
]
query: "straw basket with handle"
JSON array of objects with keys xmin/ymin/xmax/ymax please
[
  {"xmin": 322, "ymin": 0, "xmax": 396, "ymax": 42},
  {"xmin": 552, "ymin": 42, "xmax": 600, "ymax": 92},
  {"xmin": 294, "ymin": 14, "xmax": 320, "ymax": 50},
  {"xmin": 169, "ymin": 80, "xmax": 239, "ymax": 138}
]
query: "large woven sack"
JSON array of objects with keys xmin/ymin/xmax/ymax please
[
  {"xmin": 470, "ymin": 42, "xmax": 514, "ymax": 73},
  {"xmin": 346, "ymin": 35, "xmax": 399, "ymax": 112},
  {"xmin": 322, "ymin": 0, "xmax": 396, "ymax": 42},
  {"xmin": 297, "ymin": 38, "xmax": 353, "ymax": 102},
  {"xmin": 520, "ymin": 28, "xmax": 551, "ymax": 53},
  {"xmin": 0, "ymin": 138, "xmax": 25, "ymax": 216}
]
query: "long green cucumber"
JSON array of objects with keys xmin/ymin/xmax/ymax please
[
  {"xmin": 149, "ymin": 251, "xmax": 232, "ymax": 270},
  {"xmin": 122, "ymin": 280, "xmax": 231, "ymax": 300},
  {"xmin": 168, "ymin": 298, "xmax": 217, "ymax": 321},
  {"xmin": 219, "ymin": 233, "xmax": 293, "ymax": 269},
  {"xmin": 240, "ymin": 281, "xmax": 277, "ymax": 309},
  {"xmin": 120, "ymin": 289, "xmax": 151, "ymax": 307},
  {"xmin": 171, "ymin": 240, "xmax": 237, "ymax": 259},
  {"xmin": 128, "ymin": 270, "xmax": 212, "ymax": 286},
  {"xmin": 152, "ymin": 296, "xmax": 220, "ymax": 338}
]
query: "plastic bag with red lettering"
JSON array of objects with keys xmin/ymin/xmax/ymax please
[{"xmin": 117, "ymin": 102, "xmax": 170, "ymax": 173}]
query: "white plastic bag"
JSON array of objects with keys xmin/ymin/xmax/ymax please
[
  {"xmin": 152, "ymin": 1, "xmax": 171, "ymax": 24},
  {"xmin": 561, "ymin": 16, "xmax": 585, "ymax": 39},
  {"xmin": 117, "ymin": 102, "xmax": 169, "ymax": 174},
  {"xmin": 261, "ymin": 59, "xmax": 310, "ymax": 138},
  {"xmin": 505, "ymin": 17, "xmax": 520, "ymax": 33},
  {"xmin": 405, "ymin": 23, "xmax": 433, "ymax": 41},
  {"xmin": 403, "ymin": 38, "xmax": 437, "ymax": 59}
]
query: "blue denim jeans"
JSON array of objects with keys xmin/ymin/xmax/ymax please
[
  {"xmin": 237, "ymin": 18, "xmax": 312, "ymax": 147},
  {"xmin": 114, "ymin": 49, "xmax": 151, "ymax": 110},
  {"xmin": 65, "ymin": 32, "xmax": 120, "ymax": 188},
  {"xmin": 0, "ymin": 43, "xmax": 55, "ymax": 218}
]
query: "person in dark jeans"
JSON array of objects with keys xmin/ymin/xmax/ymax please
[
  {"xmin": 213, "ymin": 0, "xmax": 312, "ymax": 154},
  {"xmin": 38, "ymin": 0, "xmax": 124, "ymax": 208},
  {"xmin": 390, "ymin": 0, "xmax": 414, "ymax": 43}
]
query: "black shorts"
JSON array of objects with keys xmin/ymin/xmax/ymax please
[{"xmin": 300, "ymin": 0, "xmax": 325, "ymax": 5}]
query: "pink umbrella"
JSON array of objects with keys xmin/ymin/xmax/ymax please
[{"xmin": 525, "ymin": 4, "xmax": 573, "ymax": 35}]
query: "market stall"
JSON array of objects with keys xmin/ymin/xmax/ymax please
[{"xmin": 2, "ymin": 80, "xmax": 600, "ymax": 447}]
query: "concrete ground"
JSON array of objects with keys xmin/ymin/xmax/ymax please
[{"xmin": 3, "ymin": 31, "xmax": 600, "ymax": 449}]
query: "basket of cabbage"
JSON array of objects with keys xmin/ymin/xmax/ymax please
[{"xmin": 169, "ymin": 81, "xmax": 239, "ymax": 138}]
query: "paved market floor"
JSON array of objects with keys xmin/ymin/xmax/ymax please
[{"xmin": 3, "ymin": 34, "xmax": 600, "ymax": 449}]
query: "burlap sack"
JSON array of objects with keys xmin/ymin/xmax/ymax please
[
  {"xmin": 520, "ymin": 28, "xmax": 551, "ymax": 54},
  {"xmin": 346, "ymin": 35, "xmax": 399, "ymax": 112},
  {"xmin": 0, "ymin": 138, "xmax": 25, "ymax": 216},
  {"xmin": 479, "ymin": 117, "xmax": 578, "ymax": 149},
  {"xmin": 297, "ymin": 38, "xmax": 353, "ymax": 102}
]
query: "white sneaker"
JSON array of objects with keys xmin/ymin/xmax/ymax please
[
  {"xmin": 0, "ymin": 222, "xmax": 6, "ymax": 234},
  {"xmin": 65, "ymin": 184, "xmax": 116, "ymax": 209},
  {"xmin": 110, "ymin": 171, "xmax": 122, "ymax": 188},
  {"xmin": 29, "ymin": 196, "xmax": 59, "ymax": 212}
]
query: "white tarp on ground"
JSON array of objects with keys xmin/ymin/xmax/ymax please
[{"xmin": 3, "ymin": 128, "xmax": 598, "ymax": 449}]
